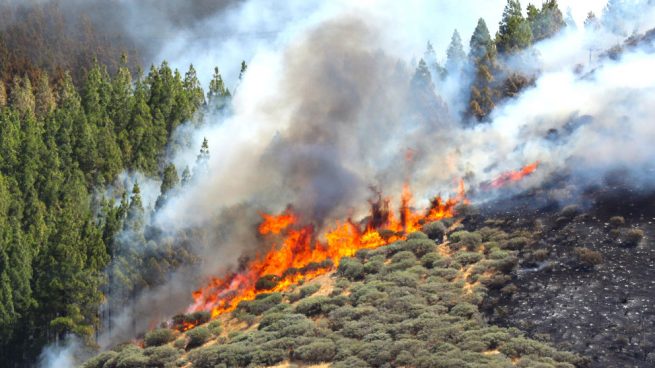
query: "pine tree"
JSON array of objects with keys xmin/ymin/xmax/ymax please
[
  {"xmin": 496, "ymin": 0, "xmax": 533, "ymax": 54},
  {"xmin": 9, "ymin": 75, "xmax": 35, "ymax": 117},
  {"xmin": 155, "ymin": 163, "xmax": 179, "ymax": 209},
  {"xmin": 207, "ymin": 67, "xmax": 231, "ymax": 111},
  {"xmin": 469, "ymin": 18, "xmax": 494, "ymax": 61},
  {"xmin": 446, "ymin": 30, "xmax": 466, "ymax": 74},
  {"xmin": 110, "ymin": 55, "xmax": 134, "ymax": 162},
  {"xmin": 33, "ymin": 72, "xmax": 56, "ymax": 120},
  {"xmin": 194, "ymin": 137, "xmax": 210, "ymax": 177},
  {"xmin": 411, "ymin": 59, "xmax": 433, "ymax": 91},
  {"xmin": 527, "ymin": 0, "xmax": 565, "ymax": 42},
  {"xmin": 0, "ymin": 109, "xmax": 21, "ymax": 173},
  {"xmin": 183, "ymin": 64, "xmax": 205, "ymax": 110}
]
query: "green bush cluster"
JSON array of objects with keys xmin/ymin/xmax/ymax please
[
  {"xmin": 95, "ymin": 222, "xmax": 581, "ymax": 368},
  {"xmin": 186, "ymin": 326, "xmax": 211, "ymax": 350},
  {"xmin": 143, "ymin": 328, "xmax": 176, "ymax": 347}
]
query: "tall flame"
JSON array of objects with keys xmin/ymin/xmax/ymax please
[{"xmin": 186, "ymin": 182, "xmax": 469, "ymax": 321}]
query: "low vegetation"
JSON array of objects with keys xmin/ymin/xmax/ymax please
[{"xmin": 88, "ymin": 219, "xmax": 586, "ymax": 368}]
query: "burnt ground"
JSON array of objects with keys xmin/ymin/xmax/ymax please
[{"xmin": 480, "ymin": 187, "xmax": 655, "ymax": 368}]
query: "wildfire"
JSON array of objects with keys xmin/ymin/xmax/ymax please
[
  {"xmin": 488, "ymin": 161, "xmax": 540, "ymax": 189},
  {"xmin": 186, "ymin": 182, "xmax": 469, "ymax": 322}
]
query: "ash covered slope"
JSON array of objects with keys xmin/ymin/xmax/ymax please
[
  {"xmin": 484, "ymin": 182, "xmax": 655, "ymax": 367},
  {"xmin": 82, "ymin": 211, "xmax": 587, "ymax": 368}
]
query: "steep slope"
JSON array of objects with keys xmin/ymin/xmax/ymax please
[{"xmin": 82, "ymin": 213, "xmax": 587, "ymax": 368}]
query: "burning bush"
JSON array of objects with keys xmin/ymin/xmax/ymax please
[
  {"xmin": 255, "ymin": 274, "xmax": 280, "ymax": 291},
  {"xmin": 171, "ymin": 311, "xmax": 211, "ymax": 331},
  {"xmin": 144, "ymin": 328, "xmax": 176, "ymax": 347},
  {"xmin": 574, "ymin": 247, "xmax": 603, "ymax": 270}
]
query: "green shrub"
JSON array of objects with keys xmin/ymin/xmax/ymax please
[
  {"xmin": 232, "ymin": 309, "xmax": 256, "ymax": 325},
  {"xmin": 249, "ymin": 348, "xmax": 286, "ymax": 366},
  {"xmin": 574, "ymin": 247, "xmax": 603, "ymax": 269},
  {"xmin": 237, "ymin": 292, "xmax": 282, "ymax": 315},
  {"xmin": 144, "ymin": 328, "xmax": 176, "ymax": 347},
  {"xmin": 188, "ymin": 343, "xmax": 253, "ymax": 368},
  {"xmin": 407, "ymin": 231, "xmax": 429, "ymax": 240},
  {"xmin": 294, "ymin": 339, "xmax": 337, "ymax": 363},
  {"xmin": 81, "ymin": 351, "xmax": 118, "ymax": 368},
  {"xmin": 621, "ymin": 228, "xmax": 644, "ymax": 247},
  {"xmin": 363, "ymin": 259, "xmax": 384, "ymax": 274},
  {"xmin": 389, "ymin": 250, "xmax": 417, "ymax": 269},
  {"xmin": 421, "ymin": 252, "xmax": 445, "ymax": 269},
  {"xmin": 143, "ymin": 345, "xmax": 181, "ymax": 366},
  {"xmin": 403, "ymin": 238, "xmax": 436, "ymax": 257},
  {"xmin": 609, "ymin": 216, "xmax": 625, "ymax": 227},
  {"xmin": 383, "ymin": 271, "xmax": 418, "ymax": 288},
  {"xmin": 338, "ymin": 257, "xmax": 365, "ymax": 280},
  {"xmin": 356, "ymin": 340, "xmax": 393, "ymax": 366},
  {"xmin": 454, "ymin": 251, "xmax": 483, "ymax": 265},
  {"xmin": 450, "ymin": 231, "xmax": 482, "ymax": 251},
  {"xmin": 173, "ymin": 338, "xmax": 186, "ymax": 349},
  {"xmin": 422, "ymin": 221, "xmax": 447, "ymax": 241},
  {"xmin": 333, "ymin": 356, "xmax": 370, "ymax": 368},
  {"xmin": 108, "ymin": 345, "xmax": 149, "ymax": 368},
  {"xmin": 186, "ymin": 326, "xmax": 211, "ymax": 349},
  {"xmin": 300, "ymin": 284, "xmax": 321, "ymax": 298},
  {"xmin": 295, "ymin": 296, "xmax": 338, "ymax": 316},
  {"xmin": 449, "ymin": 302, "xmax": 478, "ymax": 318},
  {"xmin": 207, "ymin": 320, "xmax": 222, "ymax": 337}
]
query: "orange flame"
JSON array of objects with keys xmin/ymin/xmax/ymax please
[
  {"xmin": 258, "ymin": 211, "xmax": 297, "ymax": 234},
  {"xmin": 186, "ymin": 183, "xmax": 469, "ymax": 322},
  {"xmin": 489, "ymin": 161, "xmax": 540, "ymax": 189}
]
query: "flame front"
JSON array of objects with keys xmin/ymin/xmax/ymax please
[{"xmin": 186, "ymin": 183, "xmax": 469, "ymax": 321}]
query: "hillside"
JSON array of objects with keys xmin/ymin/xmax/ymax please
[{"xmin": 81, "ymin": 210, "xmax": 591, "ymax": 368}]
